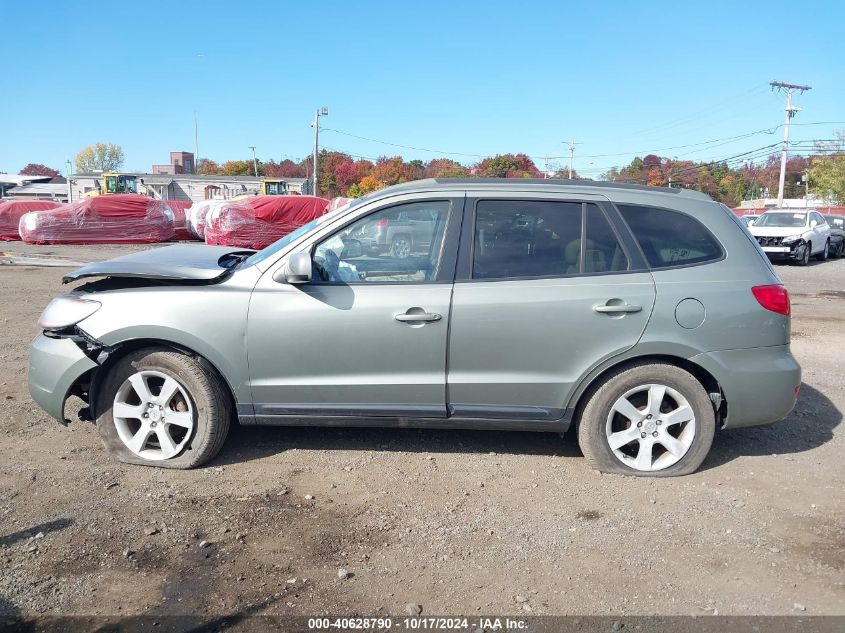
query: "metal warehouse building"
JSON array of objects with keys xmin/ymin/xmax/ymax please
[{"xmin": 68, "ymin": 173, "xmax": 310, "ymax": 203}]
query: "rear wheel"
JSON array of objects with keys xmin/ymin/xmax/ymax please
[
  {"xmin": 95, "ymin": 348, "xmax": 231, "ymax": 469},
  {"xmin": 815, "ymin": 239, "xmax": 830, "ymax": 261},
  {"xmin": 577, "ymin": 363, "xmax": 716, "ymax": 477}
]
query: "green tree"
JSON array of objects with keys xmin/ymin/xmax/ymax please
[
  {"xmin": 475, "ymin": 154, "xmax": 540, "ymax": 178},
  {"xmin": 74, "ymin": 143, "xmax": 125, "ymax": 172},
  {"xmin": 808, "ymin": 154, "xmax": 845, "ymax": 203}
]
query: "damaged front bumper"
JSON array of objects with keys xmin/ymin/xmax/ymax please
[{"xmin": 28, "ymin": 331, "xmax": 103, "ymax": 424}]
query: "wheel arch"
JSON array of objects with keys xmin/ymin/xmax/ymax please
[
  {"xmin": 568, "ymin": 353, "xmax": 726, "ymax": 431},
  {"xmin": 86, "ymin": 338, "xmax": 239, "ymax": 422}
]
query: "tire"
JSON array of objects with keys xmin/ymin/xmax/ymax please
[
  {"xmin": 815, "ymin": 239, "xmax": 829, "ymax": 261},
  {"xmin": 390, "ymin": 235, "xmax": 412, "ymax": 259},
  {"xmin": 836, "ymin": 242, "xmax": 845, "ymax": 259},
  {"xmin": 795, "ymin": 242, "xmax": 811, "ymax": 266},
  {"xmin": 577, "ymin": 362, "xmax": 716, "ymax": 477},
  {"xmin": 95, "ymin": 347, "xmax": 232, "ymax": 469}
]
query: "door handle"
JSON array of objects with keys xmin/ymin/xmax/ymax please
[
  {"xmin": 593, "ymin": 303, "xmax": 642, "ymax": 314},
  {"xmin": 395, "ymin": 311, "xmax": 442, "ymax": 323}
]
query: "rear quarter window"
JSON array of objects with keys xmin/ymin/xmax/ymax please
[{"xmin": 616, "ymin": 204, "xmax": 723, "ymax": 269}]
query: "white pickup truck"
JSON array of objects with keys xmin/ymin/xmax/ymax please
[{"xmin": 748, "ymin": 209, "xmax": 832, "ymax": 266}]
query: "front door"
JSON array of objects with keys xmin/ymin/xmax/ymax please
[
  {"xmin": 246, "ymin": 198, "xmax": 461, "ymax": 420},
  {"xmin": 447, "ymin": 196, "xmax": 656, "ymax": 420}
]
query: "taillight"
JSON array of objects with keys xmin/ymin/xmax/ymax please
[
  {"xmin": 752, "ymin": 284, "xmax": 790, "ymax": 316},
  {"xmin": 375, "ymin": 218, "xmax": 389, "ymax": 228}
]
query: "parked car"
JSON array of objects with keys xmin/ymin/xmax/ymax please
[
  {"xmin": 739, "ymin": 214, "xmax": 759, "ymax": 227},
  {"xmin": 748, "ymin": 209, "xmax": 832, "ymax": 265},
  {"xmin": 824, "ymin": 214, "xmax": 845, "ymax": 258},
  {"xmin": 352, "ymin": 206, "xmax": 440, "ymax": 259},
  {"xmin": 29, "ymin": 180, "xmax": 800, "ymax": 477}
]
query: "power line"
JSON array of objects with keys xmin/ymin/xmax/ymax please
[
  {"xmin": 321, "ymin": 122, "xmax": 845, "ymax": 166},
  {"xmin": 614, "ymin": 84, "xmax": 771, "ymax": 141}
]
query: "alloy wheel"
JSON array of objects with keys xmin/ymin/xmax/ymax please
[
  {"xmin": 391, "ymin": 238, "xmax": 411, "ymax": 259},
  {"xmin": 605, "ymin": 383, "xmax": 697, "ymax": 472},
  {"xmin": 112, "ymin": 370, "xmax": 195, "ymax": 461}
]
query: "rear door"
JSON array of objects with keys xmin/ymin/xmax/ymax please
[{"xmin": 446, "ymin": 193, "xmax": 655, "ymax": 421}]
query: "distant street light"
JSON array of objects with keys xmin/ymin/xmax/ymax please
[
  {"xmin": 312, "ymin": 107, "xmax": 328, "ymax": 196},
  {"xmin": 248, "ymin": 146, "xmax": 259, "ymax": 178}
]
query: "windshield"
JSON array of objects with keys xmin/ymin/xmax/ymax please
[
  {"xmin": 754, "ymin": 212, "xmax": 807, "ymax": 228},
  {"xmin": 242, "ymin": 200, "xmax": 358, "ymax": 268}
]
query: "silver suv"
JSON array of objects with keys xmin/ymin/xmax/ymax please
[{"xmin": 29, "ymin": 180, "xmax": 801, "ymax": 476}]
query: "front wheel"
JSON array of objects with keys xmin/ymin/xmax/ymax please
[
  {"xmin": 795, "ymin": 242, "xmax": 811, "ymax": 266},
  {"xmin": 577, "ymin": 363, "xmax": 716, "ymax": 477},
  {"xmin": 95, "ymin": 348, "xmax": 232, "ymax": 469}
]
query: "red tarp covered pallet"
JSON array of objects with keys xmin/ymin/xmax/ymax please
[
  {"xmin": 19, "ymin": 194, "xmax": 175, "ymax": 245},
  {"xmin": 165, "ymin": 200, "xmax": 195, "ymax": 241},
  {"xmin": 205, "ymin": 196, "xmax": 329, "ymax": 249},
  {"xmin": 0, "ymin": 200, "xmax": 61, "ymax": 240}
]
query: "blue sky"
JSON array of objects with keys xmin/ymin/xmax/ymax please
[{"xmin": 2, "ymin": 0, "xmax": 843, "ymax": 178}]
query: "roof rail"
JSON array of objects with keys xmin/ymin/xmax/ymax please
[{"xmin": 378, "ymin": 178, "xmax": 712, "ymax": 200}]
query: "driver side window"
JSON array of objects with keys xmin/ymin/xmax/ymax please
[{"xmin": 312, "ymin": 200, "xmax": 451, "ymax": 284}]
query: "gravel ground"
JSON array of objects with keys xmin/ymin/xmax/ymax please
[{"xmin": 0, "ymin": 242, "xmax": 843, "ymax": 620}]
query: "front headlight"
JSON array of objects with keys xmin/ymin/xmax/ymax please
[
  {"xmin": 781, "ymin": 234, "xmax": 804, "ymax": 243},
  {"xmin": 38, "ymin": 296, "xmax": 101, "ymax": 330}
]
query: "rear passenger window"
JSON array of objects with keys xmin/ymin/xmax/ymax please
[
  {"xmin": 472, "ymin": 201, "xmax": 628, "ymax": 279},
  {"xmin": 616, "ymin": 204, "xmax": 722, "ymax": 269},
  {"xmin": 585, "ymin": 204, "xmax": 628, "ymax": 273}
]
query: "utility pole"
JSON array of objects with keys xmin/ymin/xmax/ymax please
[
  {"xmin": 66, "ymin": 160, "xmax": 73, "ymax": 202},
  {"xmin": 770, "ymin": 80, "xmax": 811, "ymax": 206},
  {"xmin": 248, "ymin": 146, "xmax": 259, "ymax": 178},
  {"xmin": 563, "ymin": 140, "xmax": 581, "ymax": 179},
  {"xmin": 194, "ymin": 111, "xmax": 199, "ymax": 173},
  {"xmin": 312, "ymin": 106, "xmax": 328, "ymax": 196}
]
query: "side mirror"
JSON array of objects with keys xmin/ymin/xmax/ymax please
[
  {"xmin": 275, "ymin": 252, "xmax": 312, "ymax": 284},
  {"xmin": 341, "ymin": 238, "xmax": 363, "ymax": 259}
]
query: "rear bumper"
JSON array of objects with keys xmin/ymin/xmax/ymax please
[
  {"xmin": 690, "ymin": 345, "xmax": 801, "ymax": 429},
  {"xmin": 29, "ymin": 334, "xmax": 98, "ymax": 424}
]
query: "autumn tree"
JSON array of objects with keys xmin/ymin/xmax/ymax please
[
  {"xmin": 347, "ymin": 175, "xmax": 384, "ymax": 198},
  {"xmin": 371, "ymin": 156, "xmax": 416, "ymax": 186},
  {"xmin": 335, "ymin": 159, "xmax": 373, "ymax": 193},
  {"xmin": 264, "ymin": 159, "xmax": 306, "ymax": 178},
  {"xmin": 19, "ymin": 163, "xmax": 61, "ymax": 177},
  {"xmin": 424, "ymin": 158, "xmax": 469, "ymax": 178},
  {"xmin": 222, "ymin": 160, "xmax": 256, "ymax": 176},
  {"xmin": 196, "ymin": 158, "xmax": 222, "ymax": 175},
  {"xmin": 75, "ymin": 143, "xmax": 125, "ymax": 172},
  {"xmin": 316, "ymin": 151, "xmax": 355, "ymax": 198}
]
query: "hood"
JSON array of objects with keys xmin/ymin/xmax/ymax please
[
  {"xmin": 62, "ymin": 244, "xmax": 256, "ymax": 283},
  {"xmin": 748, "ymin": 225, "xmax": 808, "ymax": 238}
]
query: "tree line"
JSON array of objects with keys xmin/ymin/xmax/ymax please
[{"xmin": 14, "ymin": 133, "xmax": 845, "ymax": 206}]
